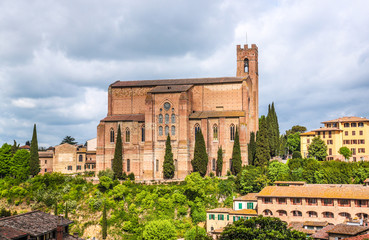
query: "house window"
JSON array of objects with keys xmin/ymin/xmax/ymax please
[
  {"xmin": 338, "ymin": 199, "xmax": 350, "ymax": 207},
  {"xmin": 218, "ymin": 214, "xmax": 224, "ymax": 220},
  {"xmin": 156, "ymin": 159, "xmax": 159, "ymax": 172},
  {"xmin": 352, "ymin": 131, "xmax": 356, "ymax": 136},
  {"xmin": 79, "ymin": 155, "xmax": 83, "ymax": 162},
  {"xmin": 230, "ymin": 124, "xmax": 235, "ymax": 141},
  {"xmin": 110, "ymin": 128, "xmax": 115, "ymax": 143},
  {"xmin": 359, "ymin": 122, "xmax": 364, "ymax": 127},
  {"xmin": 165, "ymin": 126, "xmax": 169, "ymax": 136},
  {"xmin": 344, "ymin": 123, "xmax": 350, "ymax": 127},
  {"xmin": 212, "ymin": 158, "xmax": 216, "ymax": 171},
  {"xmin": 194, "ymin": 124, "xmax": 200, "ymax": 135},
  {"xmin": 263, "ymin": 209, "xmax": 273, "ymax": 216},
  {"xmin": 209, "ymin": 214, "xmax": 215, "ymax": 220},
  {"xmin": 323, "ymin": 132, "xmax": 325, "ymax": 138},
  {"xmin": 159, "ymin": 126, "xmax": 163, "ymax": 136},
  {"xmin": 158, "ymin": 114, "xmax": 163, "ymax": 123},
  {"xmin": 322, "ymin": 199, "xmax": 333, "ymax": 206},
  {"xmin": 358, "ymin": 148, "xmax": 365, "ymax": 153},
  {"xmin": 171, "ymin": 126, "xmax": 175, "ymax": 136},
  {"xmin": 67, "ymin": 166, "xmax": 72, "ymax": 170},
  {"xmin": 77, "ymin": 165, "xmax": 81, "ymax": 170},
  {"xmin": 322, "ymin": 212, "xmax": 334, "ymax": 218},
  {"xmin": 345, "ymin": 131, "xmax": 348, "ymax": 136},
  {"xmin": 239, "ymin": 203, "xmax": 242, "ymax": 209},
  {"xmin": 165, "ymin": 114, "xmax": 169, "ymax": 124},
  {"xmin": 171, "ymin": 114, "xmax": 175, "ymax": 123},
  {"xmin": 244, "ymin": 58, "xmax": 249, "ymax": 73},
  {"xmin": 127, "ymin": 159, "xmax": 130, "ymax": 172},
  {"xmin": 277, "ymin": 198, "xmax": 286, "ymax": 204},
  {"xmin": 307, "ymin": 139, "xmax": 310, "ymax": 144},
  {"xmin": 356, "ymin": 200, "xmax": 368, "ymax": 207},
  {"xmin": 45, "ymin": 160, "xmax": 47, "ymax": 164},
  {"xmin": 351, "ymin": 123, "xmax": 357, "ymax": 127},
  {"xmin": 306, "ymin": 198, "xmax": 317, "ymax": 205},
  {"xmin": 263, "ymin": 198, "xmax": 272, "ymax": 204},
  {"xmin": 291, "ymin": 198, "xmax": 302, "ymax": 205},
  {"xmin": 213, "ymin": 124, "xmax": 218, "ymax": 141},
  {"xmin": 292, "ymin": 210, "xmax": 302, "ymax": 217},
  {"xmin": 339, "ymin": 212, "xmax": 351, "ymax": 219},
  {"xmin": 328, "ymin": 131, "xmax": 332, "ymax": 138},
  {"xmin": 278, "ymin": 210, "xmax": 287, "ymax": 216},
  {"xmin": 125, "ymin": 128, "xmax": 130, "ymax": 142},
  {"xmin": 357, "ymin": 213, "xmax": 368, "ymax": 219},
  {"xmin": 247, "ymin": 202, "xmax": 254, "ymax": 209},
  {"xmin": 141, "ymin": 125, "xmax": 145, "ymax": 142},
  {"xmin": 351, "ymin": 148, "xmax": 356, "ymax": 155},
  {"xmin": 360, "ymin": 131, "xmax": 363, "ymax": 135},
  {"xmin": 329, "ymin": 148, "xmax": 332, "ymax": 155},
  {"xmin": 308, "ymin": 211, "xmax": 317, "ymax": 218}
]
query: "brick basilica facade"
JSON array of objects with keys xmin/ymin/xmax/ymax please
[{"xmin": 96, "ymin": 44, "xmax": 259, "ymax": 180}]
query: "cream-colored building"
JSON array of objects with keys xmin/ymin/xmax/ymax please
[{"xmin": 300, "ymin": 117, "xmax": 369, "ymax": 161}]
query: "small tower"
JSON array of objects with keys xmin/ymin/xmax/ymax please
[{"xmin": 236, "ymin": 44, "xmax": 258, "ymax": 79}]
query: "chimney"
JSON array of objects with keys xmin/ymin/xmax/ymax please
[{"xmin": 57, "ymin": 216, "xmax": 64, "ymax": 240}]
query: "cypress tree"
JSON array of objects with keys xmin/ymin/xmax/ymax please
[
  {"xmin": 102, "ymin": 203, "xmax": 107, "ymax": 239},
  {"xmin": 231, "ymin": 127, "xmax": 242, "ymax": 175},
  {"xmin": 271, "ymin": 102, "xmax": 280, "ymax": 157},
  {"xmin": 191, "ymin": 129, "xmax": 208, "ymax": 177},
  {"xmin": 255, "ymin": 116, "xmax": 270, "ymax": 166},
  {"xmin": 65, "ymin": 202, "xmax": 68, "ymax": 219},
  {"xmin": 29, "ymin": 124, "xmax": 40, "ymax": 176},
  {"xmin": 216, "ymin": 146, "xmax": 223, "ymax": 177},
  {"xmin": 248, "ymin": 132, "xmax": 256, "ymax": 165},
  {"xmin": 266, "ymin": 102, "xmax": 280, "ymax": 158},
  {"xmin": 112, "ymin": 125, "xmax": 123, "ymax": 179},
  {"xmin": 163, "ymin": 135, "xmax": 175, "ymax": 179}
]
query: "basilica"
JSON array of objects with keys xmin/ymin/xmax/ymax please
[{"xmin": 96, "ymin": 44, "xmax": 259, "ymax": 180}]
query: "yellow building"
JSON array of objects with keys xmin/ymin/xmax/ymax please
[{"xmin": 300, "ymin": 117, "xmax": 369, "ymax": 161}]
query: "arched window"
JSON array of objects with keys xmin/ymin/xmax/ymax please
[
  {"xmin": 322, "ymin": 212, "xmax": 334, "ymax": 218},
  {"xmin": 213, "ymin": 124, "xmax": 218, "ymax": 141},
  {"xmin": 194, "ymin": 124, "xmax": 200, "ymax": 135},
  {"xmin": 159, "ymin": 126, "xmax": 163, "ymax": 136},
  {"xmin": 263, "ymin": 209, "xmax": 273, "ymax": 216},
  {"xmin": 339, "ymin": 212, "xmax": 351, "ymax": 219},
  {"xmin": 110, "ymin": 128, "xmax": 115, "ymax": 143},
  {"xmin": 277, "ymin": 210, "xmax": 287, "ymax": 216},
  {"xmin": 141, "ymin": 125, "xmax": 145, "ymax": 142},
  {"xmin": 127, "ymin": 159, "xmax": 130, "ymax": 172},
  {"xmin": 171, "ymin": 126, "xmax": 175, "ymax": 136},
  {"xmin": 357, "ymin": 213, "xmax": 368, "ymax": 219},
  {"xmin": 244, "ymin": 58, "xmax": 249, "ymax": 73},
  {"xmin": 156, "ymin": 159, "xmax": 159, "ymax": 172},
  {"xmin": 165, "ymin": 125, "xmax": 169, "ymax": 136},
  {"xmin": 125, "ymin": 128, "xmax": 130, "ymax": 142},
  {"xmin": 308, "ymin": 211, "xmax": 318, "ymax": 218},
  {"xmin": 165, "ymin": 114, "xmax": 169, "ymax": 124},
  {"xmin": 159, "ymin": 114, "xmax": 163, "ymax": 123},
  {"xmin": 230, "ymin": 124, "xmax": 235, "ymax": 141},
  {"xmin": 79, "ymin": 155, "xmax": 83, "ymax": 162},
  {"xmin": 292, "ymin": 210, "xmax": 302, "ymax": 217},
  {"xmin": 171, "ymin": 114, "xmax": 176, "ymax": 123},
  {"xmin": 212, "ymin": 158, "xmax": 216, "ymax": 171}
]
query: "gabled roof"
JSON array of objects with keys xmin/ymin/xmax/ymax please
[
  {"xmin": 327, "ymin": 224, "xmax": 369, "ymax": 236},
  {"xmin": 111, "ymin": 77, "xmax": 244, "ymax": 88},
  {"xmin": 343, "ymin": 233, "xmax": 369, "ymax": 240},
  {"xmin": 228, "ymin": 209, "xmax": 257, "ymax": 215},
  {"xmin": 0, "ymin": 211, "xmax": 73, "ymax": 237},
  {"xmin": 311, "ymin": 224, "xmax": 336, "ymax": 239},
  {"xmin": 234, "ymin": 193, "xmax": 258, "ymax": 201},
  {"xmin": 0, "ymin": 226, "xmax": 28, "ymax": 239},
  {"xmin": 257, "ymin": 184, "xmax": 369, "ymax": 200},
  {"xmin": 322, "ymin": 116, "xmax": 369, "ymax": 123}
]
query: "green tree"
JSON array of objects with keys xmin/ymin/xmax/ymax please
[
  {"xmin": 255, "ymin": 116, "xmax": 270, "ymax": 166},
  {"xmin": 185, "ymin": 227, "xmax": 211, "ymax": 240},
  {"xmin": 238, "ymin": 166, "xmax": 270, "ymax": 194},
  {"xmin": 0, "ymin": 144, "xmax": 12, "ymax": 178},
  {"xmin": 163, "ymin": 135, "xmax": 175, "ymax": 179},
  {"xmin": 267, "ymin": 161, "xmax": 290, "ymax": 182},
  {"xmin": 248, "ymin": 132, "xmax": 256, "ymax": 165},
  {"xmin": 11, "ymin": 140, "xmax": 20, "ymax": 156},
  {"xmin": 231, "ymin": 128, "xmax": 242, "ymax": 175},
  {"xmin": 102, "ymin": 203, "xmax": 107, "ymax": 239},
  {"xmin": 292, "ymin": 151, "xmax": 302, "ymax": 159},
  {"xmin": 287, "ymin": 132, "xmax": 301, "ymax": 153},
  {"xmin": 30, "ymin": 124, "xmax": 40, "ymax": 176},
  {"xmin": 191, "ymin": 129, "xmax": 208, "ymax": 177},
  {"xmin": 308, "ymin": 137, "xmax": 328, "ymax": 161},
  {"xmin": 142, "ymin": 220, "xmax": 177, "ymax": 240},
  {"xmin": 266, "ymin": 103, "xmax": 280, "ymax": 157},
  {"xmin": 219, "ymin": 216, "xmax": 307, "ymax": 240},
  {"xmin": 60, "ymin": 136, "xmax": 77, "ymax": 145},
  {"xmin": 112, "ymin": 125, "xmax": 123, "ymax": 179},
  {"xmin": 216, "ymin": 147, "xmax": 223, "ymax": 176},
  {"xmin": 286, "ymin": 125, "xmax": 307, "ymax": 135},
  {"xmin": 339, "ymin": 147, "xmax": 352, "ymax": 161},
  {"xmin": 10, "ymin": 149, "xmax": 30, "ymax": 180}
]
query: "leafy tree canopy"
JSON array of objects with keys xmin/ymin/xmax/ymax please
[
  {"xmin": 308, "ymin": 137, "xmax": 327, "ymax": 161},
  {"xmin": 339, "ymin": 146, "xmax": 352, "ymax": 160},
  {"xmin": 286, "ymin": 132, "xmax": 300, "ymax": 153},
  {"xmin": 142, "ymin": 220, "xmax": 177, "ymax": 240},
  {"xmin": 60, "ymin": 136, "xmax": 77, "ymax": 145}
]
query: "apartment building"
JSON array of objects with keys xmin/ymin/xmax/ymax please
[{"xmin": 300, "ymin": 117, "xmax": 369, "ymax": 161}]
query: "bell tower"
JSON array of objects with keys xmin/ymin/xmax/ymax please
[{"xmin": 236, "ymin": 44, "xmax": 258, "ymax": 79}]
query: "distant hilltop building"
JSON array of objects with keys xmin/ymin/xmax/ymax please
[
  {"xmin": 96, "ymin": 44, "xmax": 260, "ymax": 180},
  {"xmin": 300, "ymin": 116, "xmax": 369, "ymax": 161}
]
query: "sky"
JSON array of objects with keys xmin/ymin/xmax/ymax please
[{"xmin": 0, "ymin": 0, "xmax": 369, "ymax": 147}]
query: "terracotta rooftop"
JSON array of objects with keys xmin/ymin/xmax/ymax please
[
  {"xmin": 228, "ymin": 209, "xmax": 257, "ymax": 215},
  {"xmin": 257, "ymin": 184, "xmax": 369, "ymax": 200},
  {"xmin": 19, "ymin": 145, "xmax": 30, "ymax": 149},
  {"xmin": 327, "ymin": 224, "xmax": 369, "ymax": 236},
  {"xmin": 322, "ymin": 116, "xmax": 369, "ymax": 123},
  {"xmin": 0, "ymin": 226, "xmax": 28, "ymax": 239},
  {"xmin": 303, "ymin": 221, "xmax": 329, "ymax": 227},
  {"xmin": 0, "ymin": 211, "xmax": 73, "ymax": 237},
  {"xmin": 148, "ymin": 84, "xmax": 193, "ymax": 93},
  {"xmin": 343, "ymin": 233, "xmax": 369, "ymax": 240},
  {"xmin": 101, "ymin": 114, "xmax": 145, "ymax": 122},
  {"xmin": 234, "ymin": 193, "xmax": 258, "ymax": 201},
  {"xmin": 311, "ymin": 224, "xmax": 336, "ymax": 239},
  {"xmin": 300, "ymin": 131, "xmax": 316, "ymax": 136},
  {"xmin": 111, "ymin": 77, "xmax": 244, "ymax": 88},
  {"xmin": 288, "ymin": 222, "xmax": 316, "ymax": 235},
  {"xmin": 311, "ymin": 127, "xmax": 342, "ymax": 132},
  {"xmin": 189, "ymin": 110, "xmax": 245, "ymax": 119},
  {"xmin": 206, "ymin": 208, "xmax": 232, "ymax": 213}
]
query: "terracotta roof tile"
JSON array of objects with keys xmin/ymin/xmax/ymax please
[
  {"xmin": 303, "ymin": 221, "xmax": 329, "ymax": 227},
  {"xmin": 311, "ymin": 225, "xmax": 336, "ymax": 239},
  {"xmin": 312, "ymin": 127, "xmax": 342, "ymax": 132},
  {"xmin": 257, "ymin": 184, "xmax": 369, "ymax": 200},
  {"xmin": 322, "ymin": 116, "xmax": 369, "ymax": 123},
  {"xmin": 0, "ymin": 226, "xmax": 28, "ymax": 239},
  {"xmin": 101, "ymin": 114, "xmax": 145, "ymax": 122},
  {"xmin": 111, "ymin": 77, "xmax": 244, "ymax": 88},
  {"xmin": 327, "ymin": 224, "xmax": 369, "ymax": 236},
  {"xmin": 189, "ymin": 110, "xmax": 245, "ymax": 119},
  {"xmin": 229, "ymin": 209, "xmax": 257, "ymax": 215},
  {"xmin": 234, "ymin": 193, "xmax": 258, "ymax": 201},
  {"xmin": 206, "ymin": 208, "xmax": 232, "ymax": 213},
  {"xmin": 343, "ymin": 233, "xmax": 369, "ymax": 240},
  {"xmin": 300, "ymin": 131, "xmax": 316, "ymax": 136},
  {"xmin": 148, "ymin": 85, "xmax": 193, "ymax": 93}
]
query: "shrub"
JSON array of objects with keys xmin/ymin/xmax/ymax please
[{"xmin": 128, "ymin": 172, "xmax": 135, "ymax": 180}]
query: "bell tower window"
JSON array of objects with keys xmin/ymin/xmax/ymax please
[{"xmin": 244, "ymin": 58, "xmax": 249, "ymax": 73}]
